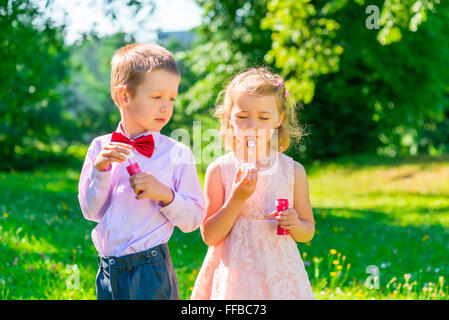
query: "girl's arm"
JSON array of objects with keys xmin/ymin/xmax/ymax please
[
  {"xmin": 272, "ymin": 161, "xmax": 315, "ymax": 242},
  {"xmin": 200, "ymin": 161, "xmax": 256, "ymax": 246},
  {"xmin": 289, "ymin": 161, "xmax": 315, "ymax": 242}
]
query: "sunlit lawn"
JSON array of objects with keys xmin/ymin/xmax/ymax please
[{"xmin": 1, "ymin": 154, "xmax": 448, "ymax": 299}]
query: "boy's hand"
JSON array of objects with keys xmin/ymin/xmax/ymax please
[
  {"xmin": 231, "ymin": 167, "xmax": 258, "ymax": 202},
  {"xmin": 269, "ymin": 208, "xmax": 300, "ymax": 230},
  {"xmin": 94, "ymin": 142, "xmax": 133, "ymax": 171},
  {"xmin": 129, "ymin": 172, "xmax": 174, "ymax": 205}
]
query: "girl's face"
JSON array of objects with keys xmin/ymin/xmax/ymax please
[{"xmin": 230, "ymin": 94, "xmax": 284, "ymax": 153}]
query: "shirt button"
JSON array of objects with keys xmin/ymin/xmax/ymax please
[
  {"xmin": 109, "ymin": 258, "xmax": 116, "ymax": 266},
  {"xmin": 115, "ymin": 205, "xmax": 120, "ymax": 210},
  {"xmin": 151, "ymin": 250, "xmax": 157, "ymax": 257}
]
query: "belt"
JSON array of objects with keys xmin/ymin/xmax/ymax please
[{"xmin": 97, "ymin": 243, "xmax": 168, "ymax": 269}]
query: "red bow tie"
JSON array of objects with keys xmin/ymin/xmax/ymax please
[{"xmin": 111, "ymin": 131, "xmax": 155, "ymax": 158}]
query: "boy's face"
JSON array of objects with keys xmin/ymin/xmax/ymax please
[{"xmin": 124, "ymin": 69, "xmax": 180, "ymax": 133}]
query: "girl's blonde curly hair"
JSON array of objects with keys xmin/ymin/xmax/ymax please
[{"xmin": 214, "ymin": 67, "xmax": 304, "ymax": 153}]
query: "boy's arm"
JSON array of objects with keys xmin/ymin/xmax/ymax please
[
  {"xmin": 159, "ymin": 148, "xmax": 206, "ymax": 233},
  {"xmin": 78, "ymin": 139, "xmax": 111, "ymax": 222}
]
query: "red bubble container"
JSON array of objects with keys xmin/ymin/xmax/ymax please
[
  {"xmin": 126, "ymin": 160, "xmax": 141, "ymax": 176},
  {"xmin": 275, "ymin": 198, "xmax": 290, "ymax": 235}
]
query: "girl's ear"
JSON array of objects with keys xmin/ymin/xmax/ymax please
[
  {"xmin": 277, "ymin": 111, "xmax": 285, "ymax": 128},
  {"xmin": 228, "ymin": 114, "xmax": 234, "ymax": 129}
]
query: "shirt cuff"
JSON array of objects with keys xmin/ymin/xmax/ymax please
[
  {"xmin": 159, "ymin": 189, "xmax": 184, "ymax": 221},
  {"xmin": 91, "ymin": 158, "xmax": 111, "ymax": 172},
  {"xmin": 89, "ymin": 160, "xmax": 112, "ymax": 187}
]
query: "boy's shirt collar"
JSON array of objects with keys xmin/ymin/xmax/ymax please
[{"xmin": 116, "ymin": 122, "xmax": 161, "ymax": 149}]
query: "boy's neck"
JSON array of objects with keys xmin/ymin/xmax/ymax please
[
  {"xmin": 120, "ymin": 120, "xmax": 154, "ymax": 139},
  {"xmin": 119, "ymin": 108, "xmax": 160, "ymax": 139}
]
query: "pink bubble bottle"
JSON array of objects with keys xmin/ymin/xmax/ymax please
[
  {"xmin": 126, "ymin": 159, "xmax": 141, "ymax": 176},
  {"xmin": 275, "ymin": 198, "xmax": 290, "ymax": 235},
  {"xmin": 126, "ymin": 159, "xmax": 142, "ymax": 194},
  {"xmin": 124, "ymin": 150, "xmax": 141, "ymax": 176}
]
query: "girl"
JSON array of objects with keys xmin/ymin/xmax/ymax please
[{"xmin": 191, "ymin": 67, "xmax": 315, "ymax": 299}]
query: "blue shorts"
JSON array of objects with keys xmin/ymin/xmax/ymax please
[{"xmin": 96, "ymin": 243, "xmax": 180, "ymax": 300}]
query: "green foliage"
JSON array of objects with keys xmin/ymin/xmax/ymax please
[
  {"xmin": 296, "ymin": 0, "xmax": 449, "ymax": 160},
  {"xmin": 1, "ymin": 0, "xmax": 448, "ymax": 170},
  {"xmin": 377, "ymin": 0, "xmax": 440, "ymax": 45},
  {"xmin": 60, "ymin": 33, "xmax": 130, "ymax": 144},
  {"xmin": 0, "ymin": 0, "xmax": 157, "ymax": 170},
  {"xmin": 0, "ymin": 0, "xmax": 70, "ymax": 170},
  {"xmin": 180, "ymin": 0, "xmax": 449, "ymax": 161},
  {"xmin": 175, "ymin": 0, "xmax": 273, "ymax": 127},
  {"xmin": 262, "ymin": 0, "xmax": 344, "ymax": 104}
]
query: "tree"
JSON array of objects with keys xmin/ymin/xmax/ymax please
[
  {"xmin": 0, "ymin": 0, "xmax": 70, "ymax": 170},
  {"xmin": 179, "ymin": 0, "xmax": 449, "ymax": 161},
  {"xmin": 263, "ymin": 0, "xmax": 449, "ymax": 158},
  {"xmin": 176, "ymin": 1, "xmax": 273, "ymax": 120},
  {"xmin": 0, "ymin": 0, "xmax": 156, "ymax": 170},
  {"xmin": 60, "ymin": 32, "xmax": 130, "ymax": 144}
]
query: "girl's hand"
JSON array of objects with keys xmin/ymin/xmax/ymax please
[
  {"xmin": 231, "ymin": 167, "xmax": 258, "ymax": 202},
  {"xmin": 94, "ymin": 142, "xmax": 133, "ymax": 171},
  {"xmin": 129, "ymin": 172, "xmax": 174, "ymax": 205},
  {"xmin": 269, "ymin": 208, "xmax": 300, "ymax": 231}
]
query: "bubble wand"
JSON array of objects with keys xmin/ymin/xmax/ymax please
[
  {"xmin": 240, "ymin": 137, "xmax": 257, "ymax": 174},
  {"xmin": 124, "ymin": 151, "xmax": 141, "ymax": 176}
]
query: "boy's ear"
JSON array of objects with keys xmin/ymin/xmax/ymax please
[{"xmin": 117, "ymin": 87, "xmax": 130, "ymax": 107}]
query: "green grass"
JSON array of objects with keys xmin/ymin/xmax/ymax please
[{"xmin": 0, "ymin": 154, "xmax": 448, "ymax": 299}]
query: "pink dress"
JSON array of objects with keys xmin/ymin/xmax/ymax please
[{"xmin": 191, "ymin": 151, "xmax": 315, "ymax": 300}]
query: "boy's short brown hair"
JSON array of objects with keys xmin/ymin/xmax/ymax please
[{"xmin": 110, "ymin": 43, "xmax": 180, "ymax": 106}]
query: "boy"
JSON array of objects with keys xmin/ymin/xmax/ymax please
[{"xmin": 78, "ymin": 43, "xmax": 206, "ymax": 300}]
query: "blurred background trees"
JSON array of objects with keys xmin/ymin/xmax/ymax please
[
  {"xmin": 1, "ymin": 0, "xmax": 448, "ymax": 170},
  {"xmin": 0, "ymin": 0, "xmax": 153, "ymax": 170},
  {"xmin": 176, "ymin": 0, "xmax": 449, "ymax": 162},
  {"xmin": 0, "ymin": 0, "xmax": 70, "ymax": 170}
]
